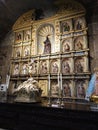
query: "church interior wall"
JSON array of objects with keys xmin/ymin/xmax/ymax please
[{"xmin": 0, "ymin": 0, "xmax": 98, "ymax": 103}]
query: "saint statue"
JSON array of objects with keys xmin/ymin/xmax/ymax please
[
  {"xmin": 85, "ymin": 68, "xmax": 98, "ymax": 101},
  {"xmin": 43, "ymin": 35, "xmax": 51, "ymax": 54}
]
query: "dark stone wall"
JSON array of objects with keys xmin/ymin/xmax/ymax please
[
  {"xmin": 0, "ymin": 31, "xmax": 14, "ymax": 83},
  {"xmin": 86, "ymin": 2, "xmax": 98, "ymax": 72}
]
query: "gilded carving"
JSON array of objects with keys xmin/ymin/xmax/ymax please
[{"xmin": 10, "ymin": 0, "xmax": 90, "ymax": 102}]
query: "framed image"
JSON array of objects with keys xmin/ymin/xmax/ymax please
[
  {"xmin": 20, "ymin": 62, "xmax": 28, "ymax": 75},
  {"xmin": 62, "ymin": 38, "xmax": 72, "ymax": 52},
  {"xmin": 24, "ymin": 29, "xmax": 31, "ymax": 41},
  {"xmin": 74, "ymin": 36, "xmax": 85, "ymax": 51},
  {"xmin": 22, "ymin": 45, "xmax": 30, "ymax": 57},
  {"xmin": 75, "ymin": 80, "xmax": 87, "ymax": 98},
  {"xmin": 38, "ymin": 80, "xmax": 48, "ymax": 97},
  {"xmin": 51, "ymin": 80, "xmax": 59, "ymax": 97},
  {"xmin": 39, "ymin": 60, "xmax": 48, "ymax": 74},
  {"xmin": 15, "ymin": 31, "xmax": 23, "ymax": 42},
  {"xmin": 62, "ymin": 80, "xmax": 73, "ymax": 97},
  {"xmin": 62, "ymin": 58, "xmax": 72, "ymax": 74},
  {"xmin": 12, "ymin": 63, "xmax": 20, "ymax": 76},
  {"xmin": 50, "ymin": 60, "xmax": 59, "ymax": 74},
  {"xmin": 14, "ymin": 46, "xmax": 22, "ymax": 58},
  {"xmin": 74, "ymin": 57, "xmax": 84, "ymax": 73},
  {"xmin": 74, "ymin": 16, "xmax": 86, "ymax": 30},
  {"xmin": 61, "ymin": 19, "xmax": 72, "ymax": 33},
  {"xmin": 28, "ymin": 60, "xmax": 38, "ymax": 75}
]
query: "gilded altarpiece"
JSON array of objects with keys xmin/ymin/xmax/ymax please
[{"xmin": 9, "ymin": 0, "xmax": 90, "ymax": 104}]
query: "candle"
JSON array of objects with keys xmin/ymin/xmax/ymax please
[
  {"xmin": 48, "ymin": 74, "xmax": 50, "ymax": 91},
  {"xmin": 60, "ymin": 73, "xmax": 62, "ymax": 90},
  {"xmin": 58, "ymin": 73, "xmax": 60, "ymax": 87}
]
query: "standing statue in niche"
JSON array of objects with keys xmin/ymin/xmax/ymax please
[{"xmin": 43, "ymin": 35, "xmax": 51, "ymax": 54}]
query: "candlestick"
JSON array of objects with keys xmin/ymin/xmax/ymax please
[
  {"xmin": 60, "ymin": 73, "xmax": 62, "ymax": 90},
  {"xmin": 48, "ymin": 74, "xmax": 51, "ymax": 106},
  {"xmin": 48, "ymin": 74, "xmax": 50, "ymax": 91},
  {"xmin": 58, "ymin": 73, "xmax": 60, "ymax": 87}
]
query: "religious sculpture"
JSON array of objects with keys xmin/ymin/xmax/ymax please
[
  {"xmin": 43, "ymin": 35, "xmax": 51, "ymax": 54},
  {"xmin": 13, "ymin": 77, "xmax": 42, "ymax": 102},
  {"xmin": 85, "ymin": 68, "xmax": 98, "ymax": 103}
]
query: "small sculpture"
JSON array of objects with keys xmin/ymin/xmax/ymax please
[
  {"xmin": 85, "ymin": 68, "xmax": 98, "ymax": 103},
  {"xmin": 43, "ymin": 35, "xmax": 51, "ymax": 54},
  {"xmin": 13, "ymin": 77, "xmax": 42, "ymax": 103}
]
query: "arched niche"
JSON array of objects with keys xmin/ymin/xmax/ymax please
[{"xmin": 37, "ymin": 24, "xmax": 55, "ymax": 55}]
